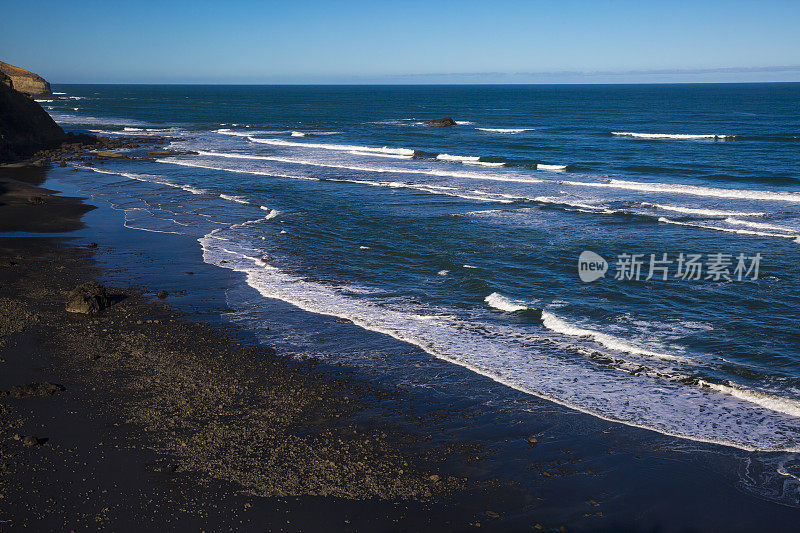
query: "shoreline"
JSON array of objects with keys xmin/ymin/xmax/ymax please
[
  {"xmin": 2, "ymin": 152, "xmax": 800, "ymax": 530},
  {"xmin": 0, "ymin": 167, "xmax": 522, "ymax": 530}
]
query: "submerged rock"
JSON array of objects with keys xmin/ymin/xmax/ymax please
[
  {"xmin": 65, "ymin": 281, "xmax": 122, "ymax": 314},
  {"xmin": 424, "ymin": 117, "xmax": 457, "ymax": 127}
]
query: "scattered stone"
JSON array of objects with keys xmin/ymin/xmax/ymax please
[
  {"xmin": 157, "ymin": 290, "xmax": 169, "ymax": 299},
  {"xmin": 22, "ymin": 435, "xmax": 44, "ymax": 447},
  {"xmin": 93, "ymin": 151, "xmax": 129, "ymax": 159},
  {"xmin": 527, "ymin": 435, "xmax": 539, "ymax": 446},
  {"xmin": 485, "ymin": 511, "xmax": 500, "ymax": 519},
  {"xmin": 27, "ymin": 195, "xmax": 47, "ymax": 205},
  {"xmin": 0, "ymin": 257, "xmax": 17, "ymax": 267},
  {"xmin": 86, "ymin": 242, "xmax": 98, "ymax": 249},
  {"xmin": 429, "ymin": 474, "xmax": 441, "ymax": 483},
  {"xmin": 65, "ymin": 281, "xmax": 122, "ymax": 314},
  {"xmin": 424, "ymin": 117, "xmax": 457, "ymax": 127},
  {"xmin": 1, "ymin": 382, "xmax": 64, "ymax": 398}
]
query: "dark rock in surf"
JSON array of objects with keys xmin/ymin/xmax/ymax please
[{"xmin": 424, "ymin": 117, "xmax": 457, "ymax": 127}]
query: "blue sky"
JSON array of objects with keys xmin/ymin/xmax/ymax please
[{"xmin": 2, "ymin": 0, "xmax": 799, "ymax": 83}]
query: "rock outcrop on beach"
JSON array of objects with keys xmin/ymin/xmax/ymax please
[
  {"xmin": 0, "ymin": 61, "xmax": 52, "ymax": 98},
  {"xmin": 0, "ymin": 71, "xmax": 66, "ymax": 162},
  {"xmin": 65, "ymin": 282, "xmax": 123, "ymax": 314},
  {"xmin": 424, "ymin": 117, "xmax": 457, "ymax": 127}
]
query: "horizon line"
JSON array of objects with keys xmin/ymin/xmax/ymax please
[{"xmin": 47, "ymin": 65, "xmax": 800, "ymax": 86}]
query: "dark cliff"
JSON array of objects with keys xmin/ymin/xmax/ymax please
[{"xmin": 0, "ymin": 71, "xmax": 66, "ymax": 162}]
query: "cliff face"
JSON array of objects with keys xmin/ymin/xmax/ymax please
[
  {"xmin": 0, "ymin": 61, "xmax": 52, "ymax": 98},
  {"xmin": 0, "ymin": 71, "xmax": 66, "ymax": 162}
]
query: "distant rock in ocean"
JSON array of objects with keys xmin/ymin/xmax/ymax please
[
  {"xmin": 0, "ymin": 68, "xmax": 66, "ymax": 162},
  {"xmin": 0, "ymin": 60, "xmax": 53, "ymax": 99},
  {"xmin": 424, "ymin": 117, "xmax": 457, "ymax": 127}
]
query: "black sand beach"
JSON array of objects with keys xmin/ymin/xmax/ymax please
[{"xmin": 0, "ymin": 167, "xmax": 522, "ymax": 530}]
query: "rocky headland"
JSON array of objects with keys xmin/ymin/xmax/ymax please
[{"xmin": 0, "ymin": 61, "xmax": 53, "ymax": 99}]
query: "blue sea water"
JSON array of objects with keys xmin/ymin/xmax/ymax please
[{"xmin": 41, "ymin": 84, "xmax": 800, "ymax": 458}]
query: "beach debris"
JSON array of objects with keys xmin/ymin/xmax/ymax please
[
  {"xmin": 157, "ymin": 290, "xmax": 169, "ymax": 299},
  {"xmin": 424, "ymin": 117, "xmax": 457, "ymax": 127},
  {"xmin": 20, "ymin": 435, "xmax": 45, "ymax": 447},
  {"xmin": 86, "ymin": 242, "xmax": 98, "ymax": 249},
  {"xmin": 527, "ymin": 435, "xmax": 539, "ymax": 446},
  {"xmin": 27, "ymin": 195, "xmax": 47, "ymax": 205},
  {"xmin": 1, "ymin": 382, "xmax": 64, "ymax": 398},
  {"xmin": 65, "ymin": 281, "xmax": 121, "ymax": 314},
  {"xmin": 485, "ymin": 510, "xmax": 500, "ymax": 519}
]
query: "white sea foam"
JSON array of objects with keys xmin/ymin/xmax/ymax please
[
  {"xmin": 220, "ymin": 194, "xmax": 249, "ymax": 204},
  {"xmin": 463, "ymin": 264, "xmax": 478, "ymax": 269},
  {"xmin": 724, "ymin": 218, "xmax": 797, "ymax": 233},
  {"xmin": 249, "ymin": 137, "xmax": 416, "ymax": 156},
  {"xmin": 464, "ymin": 161, "xmax": 505, "ymax": 167},
  {"xmin": 485, "ymin": 292, "xmax": 528, "ymax": 312},
  {"xmin": 194, "ymin": 150, "xmax": 546, "ymax": 184},
  {"xmin": 530, "ymin": 197, "xmax": 619, "ymax": 215},
  {"xmin": 563, "ymin": 179, "xmax": 800, "ymax": 203},
  {"xmin": 124, "ymin": 127, "xmax": 143, "ymax": 131},
  {"xmin": 291, "ymin": 131, "xmax": 307, "ymax": 137},
  {"xmin": 328, "ymin": 179, "xmax": 516, "ymax": 203},
  {"xmin": 540, "ymin": 311, "xmax": 684, "ymax": 361},
  {"xmin": 215, "ymin": 128, "xmax": 254, "ymax": 136},
  {"xmin": 80, "ymin": 166, "xmax": 207, "ymax": 195},
  {"xmin": 454, "ymin": 120, "xmax": 474, "ymax": 125},
  {"xmin": 348, "ymin": 150, "xmax": 413, "ymax": 159},
  {"xmin": 698, "ymin": 381, "xmax": 800, "ymax": 419},
  {"xmin": 612, "ymin": 132, "xmax": 732, "ymax": 140},
  {"xmin": 437, "ymin": 270, "xmax": 450, "ymax": 276},
  {"xmin": 537, "ymin": 164, "xmax": 568, "ymax": 171},
  {"xmin": 658, "ymin": 217, "xmax": 800, "ymax": 241},
  {"xmin": 156, "ymin": 158, "xmax": 322, "ymax": 181},
  {"xmin": 437, "ymin": 153, "xmax": 480, "ymax": 163},
  {"xmin": 200, "ymin": 235, "xmax": 800, "ymax": 452},
  {"xmin": 641, "ymin": 203, "xmax": 766, "ymax": 217},
  {"xmin": 477, "ymin": 128, "xmax": 534, "ymax": 134}
]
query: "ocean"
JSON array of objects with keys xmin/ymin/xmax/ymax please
[{"xmin": 40, "ymin": 83, "xmax": 800, "ymax": 477}]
